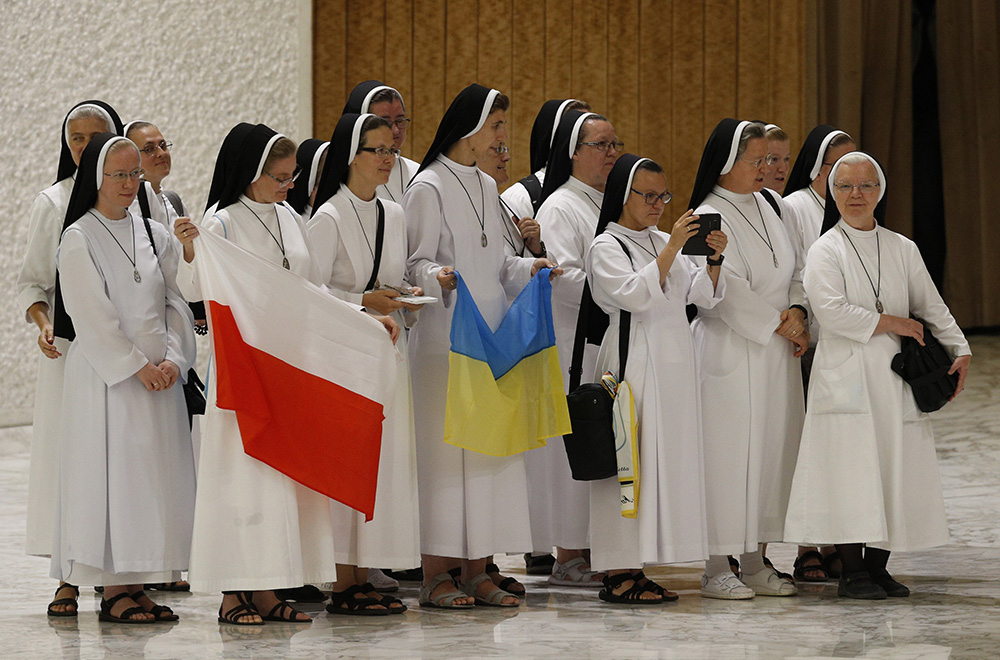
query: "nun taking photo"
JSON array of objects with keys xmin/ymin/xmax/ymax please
[{"xmin": 784, "ymin": 152, "xmax": 971, "ymax": 599}]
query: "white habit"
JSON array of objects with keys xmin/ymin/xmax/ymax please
[
  {"xmin": 307, "ymin": 187, "xmax": 421, "ymax": 569},
  {"xmin": 500, "ymin": 168, "xmax": 545, "ymax": 222},
  {"xmin": 51, "ymin": 211, "xmax": 196, "ymax": 586},
  {"xmin": 586, "ymin": 223, "xmax": 724, "ymax": 570},
  {"xmin": 784, "ymin": 185, "xmax": 827, "ymax": 340},
  {"xmin": 404, "ymin": 155, "xmax": 534, "ymax": 559},
  {"xmin": 526, "ymin": 175, "xmax": 603, "ymax": 551},
  {"xmin": 376, "ymin": 155, "xmax": 419, "ymax": 205},
  {"xmin": 784, "ymin": 221, "xmax": 970, "ymax": 551},
  {"xmin": 177, "ymin": 196, "xmax": 338, "ymax": 591},
  {"xmin": 17, "ymin": 177, "xmax": 74, "ymax": 557},
  {"xmin": 692, "ymin": 185, "xmax": 807, "ymax": 555}
]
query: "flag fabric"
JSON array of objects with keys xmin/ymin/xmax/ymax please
[
  {"xmin": 444, "ymin": 268, "xmax": 572, "ymax": 456},
  {"xmin": 607, "ymin": 374, "xmax": 640, "ymax": 519},
  {"xmin": 193, "ymin": 229, "xmax": 397, "ymax": 521}
]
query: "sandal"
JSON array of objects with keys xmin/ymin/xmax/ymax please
[
  {"xmin": 486, "ymin": 562, "xmax": 526, "ymax": 597},
  {"xmin": 326, "ymin": 585, "xmax": 390, "ymax": 616},
  {"xmin": 359, "ymin": 582, "xmax": 407, "ymax": 613},
  {"xmin": 523, "ymin": 553, "xmax": 556, "ymax": 575},
  {"xmin": 728, "ymin": 556, "xmax": 740, "ymax": 576},
  {"xmin": 144, "ymin": 581, "xmax": 191, "ymax": 592},
  {"xmin": 419, "ymin": 573, "xmax": 474, "ymax": 609},
  {"xmin": 793, "ymin": 550, "xmax": 830, "ymax": 583},
  {"xmin": 548, "ymin": 556, "xmax": 603, "ymax": 587},
  {"xmin": 632, "ymin": 571, "xmax": 678, "ymax": 602},
  {"xmin": 262, "ymin": 598, "xmax": 311, "ymax": 622},
  {"xmin": 273, "ymin": 584, "xmax": 327, "ymax": 603},
  {"xmin": 598, "ymin": 573, "xmax": 662, "ymax": 605},
  {"xmin": 129, "ymin": 590, "xmax": 179, "ymax": 621},
  {"xmin": 762, "ymin": 556, "xmax": 794, "ymax": 582},
  {"xmin": 47, "ymin": 584, "xmax": 79, "ymax": 618},
  {"xmin": 461, "ymin": 573, "xmax": 519, "ymax": 607},
  {"xmin": 218, "ymin": 592, "xmax": 263, "ymax": 626},
  {"xmin": 99, "ymin": 592, "xmax": 154, "ymax": 624},
  {"xmin": 823, "ymin": 551, "xmax": 842, "ymax": 579}
]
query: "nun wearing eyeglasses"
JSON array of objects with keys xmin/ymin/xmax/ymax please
[
  {"xmin": 306, "ymin": 113, "xmax": 421, "ymax": 615},
  {"xmin": 586, "ymin": 154, "xmax": 726, "ymax": 604},
  {"xmin": 784, "ymin": 152, "xmax": 970, "ymax": 599},
  {"xmin": 174, "ymin": 124, "xmax": 338, "ymax": 625},
  {"xmin": 689, "ymin": 119, "xmax": 808, "ymax": 600},
  {"xmin": 525, "ymin": 110, "xmax": 621, "ymax": 587},
  {"xmin": 343, "ymin": 80, "xmax": 419, "ymax": 203},
  {"xmin": 404, "ymin": 84, "xmax": 559, "ymax": 609},
  {"xmin": 52, "ymin": 133, "xmax": 196, "ymax": 623}
]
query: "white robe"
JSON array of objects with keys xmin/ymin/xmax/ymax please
[
  {"xmin": 692, "ymin": 185, "xmax": 807, "ymax": 555},
  {"xmin": 177, "ymin": 195, "xmax": 338, "ymax": 591},
  {"xmin": 500, "ymin": 168, "xmax": 545, "ymax": 222},
  {"xmin": 403, "ymin": 155, "xmax": 534, "ymax": 559},
  {"xmin": 586, "ymin": 223, "xmax": 725, "ymax": 570},
  {"xmin": 376, "ymin": 155, "xmax": 419, "ymax": 205},
  {"xmin": 784, "ymin": 221, "xmax": 970, "ymax": 551},
  {"xmin": 524, "ymin": 176, "xmax": 603, "ymax": 551},
  {"xmin": 17, "ymin": 177, "xmax": 74, "ymax": 557},
  {"xmin": 51, "ymin": 211, "xmax": 196, "ymax": 586},
  {"xmin": 784, "ymin": 186, "xmax": 827, "ymax": 340},
  {"xmin": 307, "ymin": 186, "xmax": 421, "ymax": 568}
]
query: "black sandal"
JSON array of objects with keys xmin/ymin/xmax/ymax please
[
  {"xmin": 357, "ymin": 582, "xmax": 407, "ymax": 613},
  {"xmin": 486, "ymin": 562, "xmax": 526, "ymax": 597},
  {"xmin": 762, "ymin": 556, "xmax": 794, "ymax": 582},
  {"xmin": 47, "ymin": 584, "xmax": 79, "ymax": 618},
  {"xmin": 218, "ymin": 591, "xmax": 263, "ymax": 626},
  {"xmin": 632, "ymin": 571, "xmax": 679, "ymax": 602},
  {"xmin": 129, "ymin": 590, "xmax": 179, "ymax": 621},
  {"xmin": 144, "ymin": 581, "xmax": 191, "ymax": 592},
  {"xmin": 793, "ymin": 550, "xmax": 830, "ymax": 582},
  {"xmin": 99, "ymin": 592, "xmax": 154, "ymax": 624},
  {"xmin": 262, "ymin": 598, "xmax": 311, "ymax": 623},
  {"xmin": 823, "ymin": 551, "xmax": 843, "ymax": 579},
  {"xmin": 325, "ymin": 585, "xmax": 390, "ymax": 616},
  {"xmin": 598, "ymin": 573, "xmax": 662, "ymax": 605},
  {"xmin": 728, "ymin": 556, "xmax": 740, "ymax": 575},
  {"xmin": 273, "ymin": 584, "xmax": 326, "ymax": 602},
  {"xmin": 524, "ymin": 553, "xmax": 556, "ymax": 575}
]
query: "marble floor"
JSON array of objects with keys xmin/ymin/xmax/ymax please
[{"xmin": 2, "ymin": 336, "xmax": 998, "ymax": 659}]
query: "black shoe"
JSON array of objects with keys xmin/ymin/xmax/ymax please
[
  {"xmin": 523, "ymin": 553, "xmax": 556, "ymax": 575},
  {"xmin": 383, "ymin": 567, "xmax": 423, "ymax": 582},
  {"xmin": 870, "ymin": 569, "xmax": 909, "ymax": 597},
  {"xmin": 837, "ymin": 571, "xmax": 887, "ymax": 600},
  {"xmin": 272, "ymin": 585, "xmax": 326, "ymax": 603}
]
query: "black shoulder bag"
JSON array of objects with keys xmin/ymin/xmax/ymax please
[
  {"xmin": 562, "ymin": 236, "xmax": 633, "ymax": 481},
  {"xmin": 519, "ymin": 173, "xmax": 544, "ymax": 215},
  {"xmin": 890, "ymin": 316, "xmax": 959, "ymax": 413}
]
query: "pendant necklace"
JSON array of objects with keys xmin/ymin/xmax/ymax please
[
  {"xmin": 620, "ymin": 231, "xmax": 658, "ymax": 259},
  {"xmin": 498, "ymin": 197, "xmax": 524, "ymax": 256},
  {"xmin": 713, "ymin": 193, "xmax": 778, "ymax": 268},
  {"xmin": 241, "ymin": 199, "xmax": 289, "ymax": 269},
  {"xmin": 839, "ymin": 226, "xmax": 883, "ymax": 313},
  {"xmin": 582, "ymin": 190, "xmax": 603, "ymax": 213},
  {"xmin": 807, "ymin": 185, "xmax": 825, "ymax": 214},
  {"xmin": 90, "ymin": 211, "xmax": 141, "ymax": 283},
  {"xmin": 350, "ymin": 199, "xmax": 380, "ymax": 288},
  {"xmin": 442, "ymin": 162, "xmax": 488, "ymax": 247}
]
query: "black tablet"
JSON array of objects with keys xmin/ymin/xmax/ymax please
[{"xmin": 681, "ymin": 212, "xmax": 722, "ymax": 256}]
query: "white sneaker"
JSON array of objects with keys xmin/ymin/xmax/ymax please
[
  {"xmin": 368, "ymin": 568, "xmax": 400, "ymax": 593},
  {"xmin": 741, "ymin": 567, "xmax": 798, "ymax": 597},
  {"xmin": 700, "ymin": 573, "xmax": 755, "ymax": 600}
]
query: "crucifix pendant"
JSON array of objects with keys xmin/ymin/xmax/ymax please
[
  {"xmin": 481, "ymin": 232, "xmax": 488, "ymax": 248},
  {"xmin": 282, "ymin": 257, "xmax": 290, "ymax": 270},
  {"xmin": 773, "ymin": 254, "xmax": 779, "ymax": 268},
  {"xmin": 133, "ymin": 268, "xmax": 141, "ymax": 283},
  {"xmin": 876, "ymin": 299, "xmax": 884, "ymax": 313}
]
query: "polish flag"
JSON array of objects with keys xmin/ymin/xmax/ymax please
[{"xmin": 193, "ymin": 229, "xmax": 397, "ymax": 521}]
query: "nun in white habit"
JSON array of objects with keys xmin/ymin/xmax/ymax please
[
  {"xmin": 586, "ymin": 154, "xmax": 726, "ymax": 603},
  {"xmin": 527, "ymin": 110, "xmax": 620, "ymax": 585},
  {"xmin": 784, "ymin": 152, "xmax": 971, "ymax": 599},
  {"xmin": 285, "ymin": 138, "xmax": 329, "ymax": 218},
  {"xmin": 343, "ymin": 80, "xmax": 419, "ymax": 203},
  {"xmin": 307, "ymin": 113, "xmax": 421, "ymax": 614},
  {"xmin": 404, "ymin": 84, "xmax": 558, "ymax": 608},
  {"xmin": 689, "ymin": 119, "xmax": 808, "ymax": 599},
  {"xmin": 52, "ymin": 134, "xmax": 196, "ymax": 623},
  {"xmin": 175, "ymin": 124, "xmax": 337, "ymax": 625}
]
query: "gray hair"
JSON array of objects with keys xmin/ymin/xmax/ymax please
[
  {"xmin": 735, "ymin": 123, "xmax": 766, "ymax": 160},
  {"xmin": 368, "ymin": 87, "xmax": 406, "ymax": 112}
]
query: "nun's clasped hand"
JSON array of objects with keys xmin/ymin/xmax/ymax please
[
  {"xmin": 437, "ymin": 266, "xmax": 457, "ymax": 290},
  {"xmin": 776, "ymin": 307, "xmax": 809, "ymax": 356},
  {"xmin": 136, "ymin": 360, "xmax": 179, "ymax": 392}
]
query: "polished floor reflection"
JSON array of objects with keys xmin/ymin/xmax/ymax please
[{"xmin": 2, "ymin": 335, "xmax": 998, "ymax": 659}]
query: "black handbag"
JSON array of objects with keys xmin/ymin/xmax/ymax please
[
  {"xmin": 562, "ymin": 237, "xmax": 632, "ymax": 481},
  {"xmin": 890, "ymin": 317, "xmax": 958, "ymax": 413}
]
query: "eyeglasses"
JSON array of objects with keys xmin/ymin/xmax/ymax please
[
  {"xmin": 488, "ymin": 143, "xmax": 509, "ymax": 155},
  {"xmin": 579, "ymin": 140, "xmax": 624, "ymax": 153},
  {"xmin": 379, "ymin": 117, "xmax": 411, "ymax": 130},
  {"xmin": 630, "ymin": 188, "xmax": 673, "ymax": 206},
  {"xmin": 139, "ymin": 141, "xmax": 172, "ymax": 156},
  {"xmin": 359, "ymin": 146, "xmax": 401, "ymax": 159},
  {"xmin": 265, "ymin": 166, "xmax": 302, "ymax": 187},
  {"xmin": 103, "ymin": 168, "xmax": 144, "ymax": 183},
  {"xmin": 833, "ymin": 181, "xmax": 880, "ymax": 194},
  {"xmin": 741, "ymin": 154, "xmax": 778, "ymax": 168}
]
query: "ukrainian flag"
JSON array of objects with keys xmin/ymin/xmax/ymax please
[{"xmin": 444, "ymin": 269, "xmax": 572, "ymax": 456}]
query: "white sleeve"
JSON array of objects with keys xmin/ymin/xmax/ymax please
[
  {"xmin": 403, "ymin": 181, "xmax": 449, "ymax": 303},
  {"xmin": 175, "ymin": 213, "xmax": 227, "ymax": 302},
  {"xmin": 540, "ymin": 204, "xmax": 590, "ymax": 311},
  {"xmin": 803, "ymin": 238, "xmax": 880, "ymax": 344},
  {"xmin": 586, "ymin": 237, "xmax": 661, "ymax": 315},
  {"xmin": 16, "ymin": 192, "xmax": 62, "ymax": 319},
  {"xmin": 903, "ymin": 238, "xmax": 971, "ymax": 358},
  {"xmin": 149, "ymin": 222, "xmax": 196, "ymax": 373},
  {"xmin": 306, "ymin": 207, "xmax": 365, "ymax": 305}
]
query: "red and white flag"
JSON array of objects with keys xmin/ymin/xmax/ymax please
[{"xmin": 194, "ymin": 229, "xmax": 397, "ymax": 521}]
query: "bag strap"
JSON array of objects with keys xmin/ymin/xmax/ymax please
[
  {"xmin": 608, "ymin": 235, "xmax": 633, "ymax": 383},
  {"xmin": 163, "ymin": 189, "xmax": 185, "ymax": 216},
  {"xmin": 363, "ymin": 199, "xmax": 386, "ymax": 292},
  {"xmin": 520, "ymin": 173, "xmax": 543, "ymax": 215},
  {"xmin": 137, "ymin": 182, "xmax": 153, "ymax": 220},
  {"xmin": 759, "ymin": 188, "xmax": 782, "ymax": 219}
]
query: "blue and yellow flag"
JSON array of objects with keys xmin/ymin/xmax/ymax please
[{"xmin": 444, "ymin": 269, "xmax": 572, "ymax": 456}]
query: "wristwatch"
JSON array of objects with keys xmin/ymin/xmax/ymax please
[{"xmin": 706, "ymin": 254, "xmax": 724, "ymax": 267}]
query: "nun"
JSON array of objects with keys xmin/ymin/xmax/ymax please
[
  {"xmin": 404, "ymin": 84, "xmax": 558, "ymax": 609},
  {"xmin": 17, "ymin": 100, "xmax": 122, "ymax": 617},
  {"xmin": 586, "ymin": 154, "xmax": 726, "ymax": 604},
  {"xmin": 527, "ymin": 109, "xmax": 621, "ymax": 587},
  {"xmin": 343, "ymin": 80, "xmax": 419, "ymax": 203},
  {"xmin": 480, "ymin": 141, "xmax": 543, "ymax": 267},
  {"xmin": 784, "ymin": 152, "xmax": 971, "ymax": 599},
  {"xmin": 202, "ymin": 122, "xmax": 255, "ymax": 220},
  {"xmin": 306, "ymin": 113, "xmax": 421, "ymax": 615},
  {"xmin": 174, "ymin": 124, "xmax": 338, "ymax": 625},
  {"xmin": 52, "ymin": 133, "xmax": 196, "ymax": 623},
  {"xmin": 285, "ymin": 138, "xmax": 329, "ymax": 217},
  {"xmin": 125, "ymin": 120, "xmax": 188, "ymax": 233},
  {"xmin": 689, "ymin": 119, "xmax": 807, "ymax": 599},
  {"xmin": 501, "ymin": 98, "xmax": 591, "ymax": 220}
]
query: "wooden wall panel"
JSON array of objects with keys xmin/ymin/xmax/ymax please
[
  {"xmin": 411, "ymin": 0, "xmax": 446, "ymax": 162},
  {"xmin": 736, "ymin": 0, "xmax": 771, "ymax": 119},
  {"xmin": 384, "ymin": 0, "xmax": 415, "ymax": 157},
  {"xmin": 703, "ymin": 0, "xmax": 737, "ymax": 140},
  {"xmin": 510, "ymin": 0, "xmax": 547, "ymax": 177},
  {"xmin": 346, "ymin": 1, "xmax": 386, "ymax": 91},
  {"xmin": 313, "ymin": 0, "xmax": 347, "ymax": 139},
  {"xmin": 671, "ymin": 0, "xmax": 705, "ymax": 211},
  {"xmin": 571, "ymin": 0, "xmax": 609, "ymax": 114},
  {"xmin": 545, "ymin": 0, "xmax": 574, "ymax": 97},
  {"xmin": 445, "ymin": 0, "xmax": 479, "ymax": 101},
  {"xmin": 637, "ymin": 0, "xmax": 673, "ymax": 196},
  {"xmin": 606, "ymin": 0, "xmax": 639, "ymax": 159}
]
